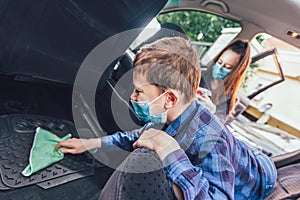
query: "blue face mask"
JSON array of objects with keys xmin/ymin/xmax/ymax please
[
  {"xmin": 130, "ymin": 91, "xmax": 168, "ymax": 124},
  {"xmin": 211, "ymin": 62, "xmax": 231, "ymax": 80}
]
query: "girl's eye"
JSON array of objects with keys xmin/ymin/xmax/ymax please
[{"xmin": 224, "ymin": 64, "xmax": 232, "ymax": 69}]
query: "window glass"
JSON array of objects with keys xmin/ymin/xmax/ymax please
[
  {"xmin": 241, "ymin": 33, "xmax": 300, "ymax": 147},
  {"xmin": 157, "ymin": 10, "xmax": 241, "ymax": 65}
]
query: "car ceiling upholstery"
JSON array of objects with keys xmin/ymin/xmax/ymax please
[{"xmin": 162, "ymin": 0, "xmax": 300, "ymax": 49}]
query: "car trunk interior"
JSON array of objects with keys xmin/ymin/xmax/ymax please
[
  {"xmin": 0, "ymin": 0, "xmax": 168, "ymax": 199},
  {"xmin": 0, "ymin": 75, "xmax": 73, "ymax": 120}
]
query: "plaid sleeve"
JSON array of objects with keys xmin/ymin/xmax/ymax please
[{"xmin": 101, "ymin": 123, "xmax": 153, "ymax": 151}]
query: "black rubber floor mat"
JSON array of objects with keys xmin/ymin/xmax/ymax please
[
  {"xmin": 0, "ymin": 178, "xmax": 10, "ymax": 190},
  {"xmin": 0, "ymin": 167, "xmax": 114, "ymax": 200},
  {"xmin": 0, "ymin": 114, "xmax": 102, "ymax": 190},
  {"xmin": 37, "ymin": 169, "xmax": 94, "ymax": 189}
]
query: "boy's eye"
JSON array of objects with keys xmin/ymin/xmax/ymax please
[{"xmin": 135, "ymin": 89, "xmax": 142, "ymax": 94}]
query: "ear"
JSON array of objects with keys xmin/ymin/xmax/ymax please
[{"xmin": 164, "ymin": 89, "xmax": 179, "ymax": 109}]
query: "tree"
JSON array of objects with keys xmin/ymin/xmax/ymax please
[{"xmin": 157, "ymin": 11, "xmax": 240, "ymax": 42}]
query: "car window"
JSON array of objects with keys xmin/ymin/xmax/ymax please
[
  {"xmin": 243, "ymin": 34, "xmax": 300, "ymax": 129},
  {"xmin": 242, "ymin": 48, "xmax": 284, "ymax": 99},
  {"xmin": 236, "ymin": 33, "xmax": 300, "ymax": 156},
  {"xmin": 157, "ymin": 10, "xmax": 241, "ymax": 65}
]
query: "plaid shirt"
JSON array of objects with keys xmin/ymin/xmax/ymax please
[{"xmin": 101, "ymin": 100, "xmax": 275, "ymax": 199}]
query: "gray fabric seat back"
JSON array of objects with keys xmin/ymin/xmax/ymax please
[{"xmin": 99, "ymin": 148, "xmax": 175, "ymax": 200}]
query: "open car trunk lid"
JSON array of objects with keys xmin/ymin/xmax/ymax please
[{"xmin": 0, "ymin": 0, "xmax": 167, "ymax": 85}]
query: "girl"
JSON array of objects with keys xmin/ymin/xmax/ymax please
[{"xmin": 200, "ymin": 39, "xmax": 251, "ymax": 122}]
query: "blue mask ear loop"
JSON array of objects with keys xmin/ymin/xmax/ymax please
[
  {"xmin": 149, "ymin": 90, "xmax": 170, "ymax": 114},
  {"xmin": 149, "ymin": 90, "xmax": 170, "ymax": 105},
  {"xmin": 130, "ymin": 90, "xmax": 169, "ymax": 106}
]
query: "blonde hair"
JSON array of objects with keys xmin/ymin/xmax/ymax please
[
  {"xmin": 207, "ymin": 39, "xmax": 251, "ymax": 113},
  {"xmin": 133, "ymin": 37, "xmax": 200, "ymax": 103}
]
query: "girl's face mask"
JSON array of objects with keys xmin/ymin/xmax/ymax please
[
  {"xmin": 130, "ymin": 90, "xmax": 169, "ymax": 124},
  {"xmin": 211, "ymin": 62, "xmax": 231, "ymax": 80}
]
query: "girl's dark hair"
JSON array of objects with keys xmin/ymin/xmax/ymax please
[{"xmin": 228, "ymin": 40, "xmax": 248, "ymax": 63}]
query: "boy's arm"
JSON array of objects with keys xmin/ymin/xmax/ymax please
[
  {"xmin": 57, "ymin": 138, "xmax": 101, "ymax": 154},
  {"xmin": 56, "ymin": 124, "xmax": 151, "ymax": 154},
  {"xmin": 100, "ymin": 129, "xmax": 143, "ymax": 152}
]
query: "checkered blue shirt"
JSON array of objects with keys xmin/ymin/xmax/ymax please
[{"xmin": 101, "ymin": 100, "xmax": 275, "ymax": 199}]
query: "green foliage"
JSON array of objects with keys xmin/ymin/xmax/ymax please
[
  {"xmin": 157, "ymin": 11, "xmax": 240, "ymax": 42},
  {"xmin": 255, "ymin": 34, "xmax": 264, "ymax": 44}
]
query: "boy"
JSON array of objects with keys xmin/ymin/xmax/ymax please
[{"xmin": 56, "ymin": 37, "xmax": 276, "ymax": 199}]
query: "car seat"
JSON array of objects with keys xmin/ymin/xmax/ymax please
[
  {"xmin": 265, "ymin": 150, "xmax": 300, "ymax": 200},
  {"xmin": 99, "ymin": 148, "xmax": 176, "ymax": 200}
]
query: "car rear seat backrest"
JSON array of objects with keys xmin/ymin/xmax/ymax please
[
  {"xmin": 99, "ymin": 148, "xmax": 175, "ymax": 200},
  {"xmin": 265, "ymin": 162, "xmax": 300, "ymax": 200},
  {"xmin": 272, "ymin": 149, "xmax": 300, "ymax": 169}
]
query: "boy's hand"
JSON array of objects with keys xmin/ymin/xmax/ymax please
[
  {"xmin": 56, "ymin": 138, "xmax": 101, "ymax": 154},
  {"xmin": 133, "ymin": 128, "xmax": 181, "ymax": 160}
]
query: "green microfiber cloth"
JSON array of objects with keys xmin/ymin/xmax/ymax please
[{"xmin": 21, "ymin": 127, "xmax": 72, "ymax": 177}]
